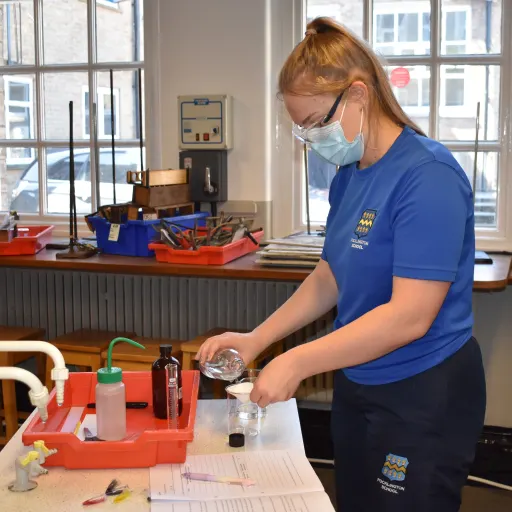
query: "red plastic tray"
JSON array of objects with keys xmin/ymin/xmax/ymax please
[
  {"xmin": 0, "ymin": 225, "xmax": 54, "ymax": 256},
  {"xmin": 22, "ymin": 370, "xmax": 200, "ymax": 469},
  {"xmin": 149, "ymin": 229, "xmax": 264, "ymax": 265}
]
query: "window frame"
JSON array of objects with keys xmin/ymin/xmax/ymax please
[
  {"xmin": 3, "ymin": 76, "xmax": 35, "ymax": 166},
  {"xmin": 0, "ymin": 0, "xmax": 145, "ymax": 235},
  {"xmin": 298, "ymin": 0, "xmax": 512, "ymax": 251},
  {"xmin": 374, "ymin": 3, "xmax": 472, "ymax": 118}
]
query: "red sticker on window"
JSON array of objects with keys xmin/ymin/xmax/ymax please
[{"xmin": 390, "ymin": 67, "xmax": 410, "ymax": 88}]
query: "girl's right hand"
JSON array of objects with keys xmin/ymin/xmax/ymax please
[{"xmin": 194, "ymin": 331, "xmax": 264, "ymax": 366}]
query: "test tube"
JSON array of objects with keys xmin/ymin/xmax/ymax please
[{"xmin": 165, "ymin": 363, "xmax": 179, "ymax": 430}]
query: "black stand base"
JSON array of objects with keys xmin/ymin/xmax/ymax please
[{"xmin": 55, "ymin": 242, "xmax": 96, "ymax": 259}]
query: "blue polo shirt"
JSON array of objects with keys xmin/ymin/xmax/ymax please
[{"xmin": 321, "ymin": 126, "xmax": 475, "ymax": 385}]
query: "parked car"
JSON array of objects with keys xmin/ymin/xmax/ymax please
[{"xmin": 10, "ymin": 148, "xmax": 144, "ymax": 214}]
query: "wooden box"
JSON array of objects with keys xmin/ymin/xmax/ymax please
[
  {"xmin": 133, "ymin": 184, "xmax": 191, "ymax": 207},
  {"xmin": 127, "ymin": 169, "xmax": 188, "ymax": 187}
]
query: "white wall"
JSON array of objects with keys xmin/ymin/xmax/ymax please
[
  {"xmin": 145, "ymin": 0, "xmax": 302, "ymax": 235},
  {"xmin": 145, "ymin": 0, "xmax": 303, "ymax": 238},
  {"xmin": 145, "ymin": 0, "xmax": 512, "ymax": 428}
]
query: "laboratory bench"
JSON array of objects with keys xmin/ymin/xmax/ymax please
[
  {"xmin": 0, "ymin": 249, "xmax": 510, "ymax": 290},
  {"xmin": 0, "ymin": 399, "xmax": 305, "ymax": 511}
]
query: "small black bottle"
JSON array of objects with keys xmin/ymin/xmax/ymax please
[{"xmin": 152, "ymin": 344, "xmax": 183, "ymax": 419}]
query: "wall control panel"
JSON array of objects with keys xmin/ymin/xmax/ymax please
[{"xmin": 178, "ymin": 94, "xmax": 233, "ymax": 150}]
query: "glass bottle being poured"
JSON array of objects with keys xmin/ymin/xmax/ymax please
[{"xmin": 199, "ymin": 349, "xmax": 246, "ymax": 381}]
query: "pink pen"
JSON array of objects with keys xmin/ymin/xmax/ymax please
[{"xmin": 182, "ymin": 472, "xmax": 256, "ymax": 487}]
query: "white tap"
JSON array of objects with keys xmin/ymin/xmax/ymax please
[
  {"xmin": 0, "ymin": 341, "xmax": 69, "ymax": 407},
  {"xmin": 0, "ymin": 367, "xmax": 50, "ymax": 422}
]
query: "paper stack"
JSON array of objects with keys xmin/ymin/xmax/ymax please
[
  {"xmin": 256, "ymin": 234, "xmax": 325, "ymax": 269},
  {"xmin": 149, "ymin": 449, "xmax": 335, "ymax": 512}
]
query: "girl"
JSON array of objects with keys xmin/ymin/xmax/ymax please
[{"xmin": 196, "ymin": 17, "xmax": 486, "ymax": 511}]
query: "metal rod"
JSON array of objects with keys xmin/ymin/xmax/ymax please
[
  {"xmin": 473, "ymin": 102, "xmax": 481, "ymax": 206},
  {"xmin": 303, "ymin": 144, "xmax": 311, "ymax": 235},
  {"xmin": 93, "ymin": 102, "xmax": 100, "ymax": 209},
  {"xmin": 109, "ymin": 69, "xmax": 116, "ymax": 204},
  {"xmin": 138, "ymin": 67, "xmax": 144, "ymax": 173},
  {"xmin": 69, "ymin": 100, "xmax": 77, "ymax": 243}
]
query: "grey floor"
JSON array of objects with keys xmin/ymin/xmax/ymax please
[{"xmin": 314, "ymin": 466, "xmax": 512, "ymax": 511}]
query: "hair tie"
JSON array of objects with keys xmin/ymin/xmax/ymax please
[{"xmin": 305, "ymin": 28, "xmax": 317, "ymax": 36}]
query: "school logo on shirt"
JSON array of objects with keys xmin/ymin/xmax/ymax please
[
  {"xmin": 354, "ymin": 209, "xmax": 377, "ymax": 239},
  {"xmin": 381, "ymin": 453, "xmax": 409, "ymax": 482}
]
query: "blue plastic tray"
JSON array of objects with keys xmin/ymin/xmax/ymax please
[{"xmin": 88, "ymin": 212, "xmax": 208, "ymax": 257}]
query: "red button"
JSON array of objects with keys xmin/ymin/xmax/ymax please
[{"xmin": 203, "ymin": 133, "xmax": 209, "ymax": 141}]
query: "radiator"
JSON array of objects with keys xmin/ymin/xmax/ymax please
[{"xmin": 0, "ymin": 267, "xmax": 336, "ymax": 403}]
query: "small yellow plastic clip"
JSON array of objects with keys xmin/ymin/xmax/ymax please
[
  {"xmin": 34, "ymin": 440, "xmax": 50, "ymax": 455},
  {"xmin": 21, "ymin": 451, "xmax": 39, "ymax": 467},
  {"xmin": 113, "ymin": 489, "xmax": 131, "ymax": 504}
]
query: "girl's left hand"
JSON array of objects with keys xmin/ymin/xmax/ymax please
[{"xmin": 249, "ymin": 353, "xmax": 303, "ymax": 408}]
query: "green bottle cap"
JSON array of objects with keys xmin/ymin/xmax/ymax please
[{"xmin": 97, "ymin": 337, "xmax": 145, "ymax": 384}]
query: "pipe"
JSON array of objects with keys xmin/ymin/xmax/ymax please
[
  {"xmin": 0, "ymin": 341, "xmax": 69, "ymax": 406},
  {"xmin": 133, "ymin": 0, "xmax": 141, "ymax": 140},
  {"xmin": 6, "ymin": 4, "xmax": 12, "ymax": 65},
  {"xmin": 483, "ymin": 0, "xmax": 491, "ymax": 163},
  {"xmin": 0, "ymin": 367, "xmax": 49, "ymax": 422}
]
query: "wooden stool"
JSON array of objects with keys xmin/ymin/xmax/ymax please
[
  {"xmin": 0, "ymin": 326, "xmax": 46, "ymax": 445},
  {"xmin": 101, "ymin": 336, "xmax": 183, "ymax": 371},
  {"xmin": 181, "ymin": 328, "xmax": 285, "ymax": 398},
  {"xmin": 45, "ymin": 329, "xmax": 135, "ymax": 391}
]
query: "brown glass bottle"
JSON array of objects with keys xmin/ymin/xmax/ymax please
[{"xmin": 152, "ymin": 344, "xmax": 183, "ymax": 419}]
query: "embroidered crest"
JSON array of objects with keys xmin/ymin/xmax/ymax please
[
  {"xmin": 382, "ymin": 454, "xmax": 409, "ymax": 482},
  {"xmin": 354, "ymin": 209, "xmax": 377, "ymax": 239}
]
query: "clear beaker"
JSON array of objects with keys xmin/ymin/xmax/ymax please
[
  {"xmin": 226, "ymin": 382, "xmax": 261, "ymax": 437},
  {"xmin": 236, "ymin": 369, "xmax": 267, "ymax": 418}
]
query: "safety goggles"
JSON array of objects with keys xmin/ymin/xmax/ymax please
[{"xmin": 292, "ymin": 90, "xmax": 345, "ymax": 144}]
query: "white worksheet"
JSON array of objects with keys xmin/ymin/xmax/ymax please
[
  {"xmin": 149, "ymin": 450, "xmax": 324, "ymax": 502},
  {"xmin": 150, "ymin": 491, "xmax": 335, "ymax": 512}
]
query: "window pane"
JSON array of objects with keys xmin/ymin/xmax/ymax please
[
  {"xmin": 43, "ymin": 72, "xmax": 90, "ymax": 141},
  {"xmin": 0, "ymin": 1, "xmax": 35, "ymax": 66},
  {"xmin": 396, "ymin": 78, "xmax": 419, "ymax": 106},
  {"xmin": 46, "ymin": 147, "xmax": 92, "ymax": 215},
  {"xmin": 373, "ymin": 0, "xmax": 430, "ymax": 56},
  {"xmin": 306, "ymin": 0, "xmax": 364, "ymax": 37},
  {"xmin": 439, "ymin": 65, "xmax": 500, "ymax": 142},
  {"xmin": 84, "ymin": 92, "xmax": 90, "ymax": 137},
  {"xmin": 452, "ymin": 152, "xmax": 498, "ymax": 228},
  {"xmin": 398, "ymin": 13, "xmax": 418, "ymax": 42},
  {"xmin": 388, "ymin": 65, "xmax": 430, "ymax": 136},
  {"xmin": 421, "ymin": 77, "xmax": 429, "ymax": 106},
  {"xmin": 42, "ymin": 0, "xmax": 87, "ymax": 64},
  {"xmin": 445, "ymin": 78, "xmax": 464, "ymax": 106},
  {"xmin": 99, "ymin": 146, "xmax": 142, "ymax": 206},
  {"xmin": 306, "ymin": 149, "xmax": 336, "ymax": 224},
  {"xmin": 1, "ymin": 147, "xmax": 38, "ymax": 213},
  {"xmin": 0, "ymin": 74, "xmax": 36, "ymax": 143},
  {"xmin": 441, "ymin": 0, "xmax": 502, "ymax": 54},
  {"xmin": 445, "ymin": 11, "xmax": 466, "ymax": 41},
  {"xmin": 97, "ymin": 0, "xmax": 144, "ymax": 63},
  {"xmin": 95, "ymin": 69, "xmax": 145, "ymax": 141},
  {"xmin": 422, "ymin": 12, "xmax": 430, "ymax": 42},
  {"xmin": 376, "ymin": 14, "xmax": 394, "ymax": 43}
]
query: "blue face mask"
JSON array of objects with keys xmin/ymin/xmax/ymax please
[{"xmin": 309, "ymin": 102, "xmax": 364, "ymax": 167}]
